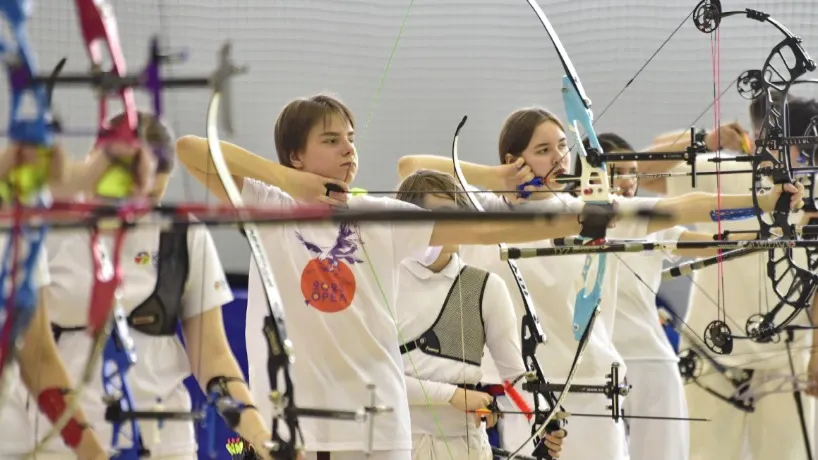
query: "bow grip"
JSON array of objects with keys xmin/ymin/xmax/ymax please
[
  {"xmin": 531, "ymin": 419, "xmax": 566, "ymax": 460},
  {"xmin": 771, "ymin": 188, "xmax": 793, "ymax": 233},
  {"xmin": 579, "ymin": 202, "xmax": 614, "ymax": 240}
]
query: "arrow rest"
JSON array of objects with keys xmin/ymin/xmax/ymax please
[{"xmin": 703, "ymin": 320, "xmax": 734, "ymax": 355}]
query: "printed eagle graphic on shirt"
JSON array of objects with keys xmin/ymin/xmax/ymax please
[
  {"xmin": 296, "ymin": 223, "xmax": 363, "ymax": 312},
  {"xmin": 295, "ymin": 223, "xmax": 364, "ymax": 267}
]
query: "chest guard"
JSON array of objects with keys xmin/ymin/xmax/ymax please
[
  {"xmin": 399, "ymin": 265, "xmax": 489, "ymax": 366},
  {"xmin": 127, "ymin": 224, "xmax": 190, "ymax": 336}
]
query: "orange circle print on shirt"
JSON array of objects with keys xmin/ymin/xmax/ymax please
[{"xmin": 297, "ymin": 223, "xmax": 362, "ymax": 313}]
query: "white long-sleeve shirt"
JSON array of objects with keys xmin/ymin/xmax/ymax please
[
  {"xmin": 460, "ymin": 191, "xmax": 660, "ymax": 384},
  {"xmin": 397, "ymin": 254, "xmax": 532, "ymax": 436},
  {"xmin": 614, "ymin": 226, "xmax": 687, "ymax": 362}
]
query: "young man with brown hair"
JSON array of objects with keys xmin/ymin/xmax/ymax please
[{"xmin": 176, "ymin": 93, "xmax": 617, "ymax": 459}]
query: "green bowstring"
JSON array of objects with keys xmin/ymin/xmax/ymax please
[{"xmin": 354, "ymin": 1, "xmax": 476, "ymax": 458}]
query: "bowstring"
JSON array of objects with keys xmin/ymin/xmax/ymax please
[
  {"xmin": 354, "ymin": 1, "xmax": 458, "ymax": 458},
  {"xmin": 561, "ymin": 16, "xmax": 781, "ymax": 359},
  {"xmin": 592, "ymin": 2, "xmax": 774, "ymax": 347},
  {"xmin": 712, "ymin": 26, "xmax": 728, "ymax": 330},
  {"xmin": 551, "ymin": 1, "xmax": 809, "ymax": 384},
  {"xmin": 153, "ymin": 0, "xmax": 198, "ymax": 447},
  {"xmin": 159, "ymin": 0, "xmax": 242, "ymax": 448},
  {"xmin": 455, "ymin": 230, "xmax": 470, "ymax": 458},
  {"xmin": 356, "ymin": 235, "xmax": 455, "ymax": 459}
]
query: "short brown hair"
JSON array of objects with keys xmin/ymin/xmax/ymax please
[
  {"xmin": 108, "ymin": 111, "xmax": 175, "ymax": 173},
  {"xmin": 498, "ymin": 107, "xmax": 565, "ymax": 164},
  {"xmin": 395, "ymin": 169, "xmax": 470, "ymax": 209},
  {"xmin": 274, "ymin": 93, "xmax": 355, "ymax": 167}
]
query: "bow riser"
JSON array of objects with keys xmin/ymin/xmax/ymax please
[
  {"xmin": 29, "ymin": 2, "xmax": 149, "ymax": 456},
  {"xmin": 562, "ymin": 79, "xmax": 610, "ymax": 343}
]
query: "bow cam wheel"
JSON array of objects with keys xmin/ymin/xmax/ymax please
[
  {"xmin": 703, "ymin": 320, "xmax": 733, "ymax": 355},
  {"xmin": 745, "ymin": 314, "xmax": 778, "ymax": 343},
  {"xmin": 677, "ymin": 349, "xmax": 702, "ymax": 384},
  {"xmin": 693, "ymin": 0, "xmax": 722, "ymax": 33},
  {"xmin": 736, "ymin": 70, "xmax": 764, "ymax": 100}
]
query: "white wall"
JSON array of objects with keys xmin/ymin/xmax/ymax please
[{"xmin": 4, "ymin": 0, "xmax": 818, "ymax": 274}]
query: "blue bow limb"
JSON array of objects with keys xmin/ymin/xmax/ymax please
[
  {"xmin": 561, "ymin": 75, "xmax": 610, "ymax": 341},
  {"xmin": 0, "ymin": 0, "xmax": 54, "ymax": 376}
]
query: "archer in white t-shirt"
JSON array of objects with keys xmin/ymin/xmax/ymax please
[
  {"xmin": 392, "ymin": 170, "xmax": 566, "ymax": 460},
  {"xmin": 0, "ymin": 231, "xmax": 110, "ymax": 460},
  {"xmin": 176, "ymin": 93, "xmax": 626, "ymax": 460},
  {"xmin": 639, "ymin": 94, "xmax": 818, "ymax": 460},
  {"xmin": 2, "ymin": 113, "xmax": 279, "ymax": 460},
  {"xmin": 0, "ymin": 139, "xmax": 171, "ymax": 459},
  {"xmin": 397, "ymin": 105, "xmax": 805, "ymax": 460}
]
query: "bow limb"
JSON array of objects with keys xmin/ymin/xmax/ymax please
[
  {"xmin": 524, "ymin": 0, "xmax": 610, "ymax": 338},
  {"xmin": 686, "ymin": 0, "xmax": 818, "ymax": 351},
  {"xmin": 0, "ymin": 0, "xmax": 73, "ymax": 449},
  {"xmin": 471, "ymin": 2, "xmax": 615, "ymax": 458},
  {"xmin": 526, "ymin": 0, "xmax": 818, "ymax": 354},
  {"xmin": 205, "ymin": 69, "xmax": 304, "ymax": 458},
  {"xmin": 0, "ymin": 0, "xmax": 51, "ymax": 409},
  {"xmin": 451, "ymin": 119, "xmax": 575, "ymax": 460},
  {"xmin": 31, "ymin": 0, "xmax": 145, "ymax": 453}
]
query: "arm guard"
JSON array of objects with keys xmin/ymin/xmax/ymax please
[
  {"xmin": 206, "ymin": 376, "xmax": 257, "ymax": 429},
  {"xmin": 37, "ymin": 388, "xmax": 89, "ymax": 448}
]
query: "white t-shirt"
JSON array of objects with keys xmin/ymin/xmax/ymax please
[
  {"xmin": 0, "ymin": 234, "xmax": 51, "ymax": 455},
  {"xmin": 614, "ymin": 226, "xmax": 687, "ymax": 362},
  {"xmin": 459, "ymin": 191, "xmax": 660, "ymax": 384},
  {"xmin": 241, "ymin": 178, "xmax": 435, "ymax": 452},
  {"xmin": 396, "ymin": 254, "xmax": 529, "ymax": 436},
  {"xmin": 666, "ymin": 153, "xmax": 810, "ymax": 369},
  {"xmin": 15, "ymin": 221, "xmax": 233, "ymax": 456}
]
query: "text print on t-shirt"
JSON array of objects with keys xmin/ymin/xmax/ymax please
[{"xmin": 297, "ymin": 223, "xmax": 363, "ymax": 313}]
